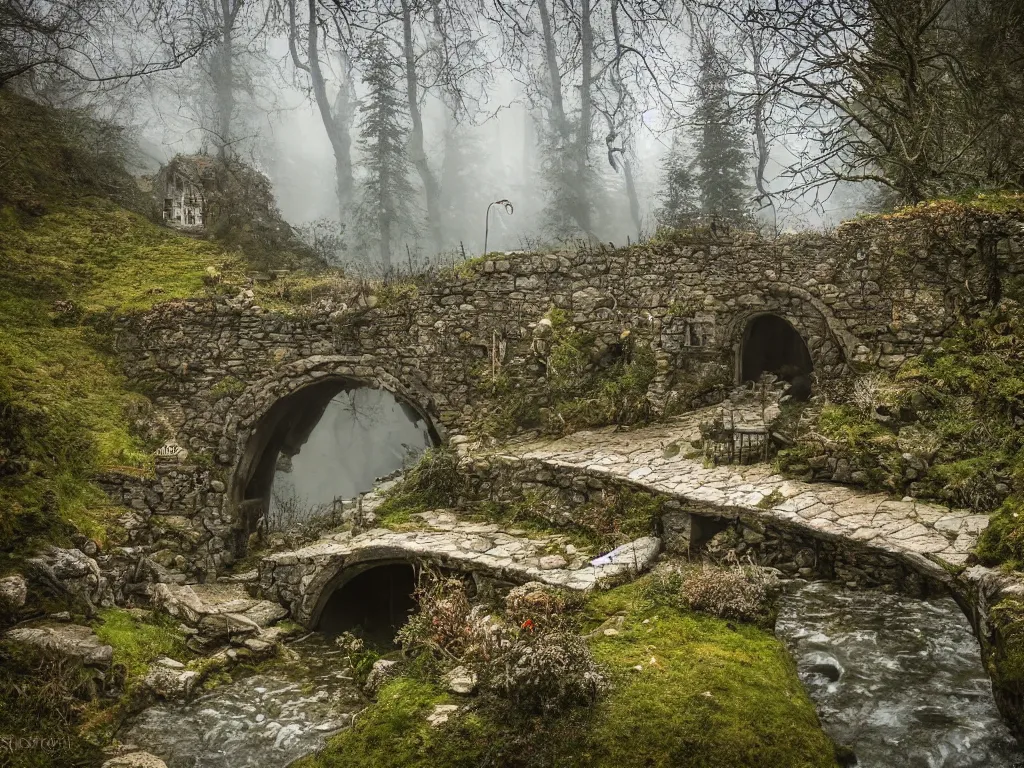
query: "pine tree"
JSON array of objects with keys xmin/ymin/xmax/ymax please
[
  {"xmin": 353, "ymin": 44, "xmax": 418, "ymax": 270},
  {"xmin": 438, "ymin": 119, "xmax": 482, "ymax": 251},
  {"xmin": 658, "ymin": 133, "xmax": 699, "ymax": 228},
  {"xmin": 692, "ymin": 39, "xmax": 749, "ymax": 223}
]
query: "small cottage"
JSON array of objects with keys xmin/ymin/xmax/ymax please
[{"xmin": 154, "ymin": 155, "xmax": 217, "ymax": 231}]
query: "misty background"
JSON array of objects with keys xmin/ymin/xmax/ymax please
[{"xmin": 6, "ymin": 0, "xmax": 1021, "ymax": 270}]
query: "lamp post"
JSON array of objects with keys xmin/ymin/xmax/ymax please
[{"xmin": 483, "ymin": 199, "xmax": 514, "ymax": 255}]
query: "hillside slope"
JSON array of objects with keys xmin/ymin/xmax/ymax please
[{"xmin": 0, "ymin": 93, "xmax": 243, "ymax": 558}]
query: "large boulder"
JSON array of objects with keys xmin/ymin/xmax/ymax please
[
  {"xmin": 152, "ymin": 582, "xmax": 287, "ymax": 646},
  {"xmin": 6, "ymin": 623, "xmax": 113, "ymax": 667},
  {"xmin": 27, "ymin": 546, "xmax": 112, "ymax": 613}
]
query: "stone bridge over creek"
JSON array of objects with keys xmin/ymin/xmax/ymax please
[
  {"xmin": 252, "ymin": 412, "xmax": 987, "ymax": 634},
  {"xmin": 256, "ymin": 510, "xmax": 660, "ymax": 629},
  {"xmin": 97, "ymin": 207, "xmax": 1024, "ymax": 735}
]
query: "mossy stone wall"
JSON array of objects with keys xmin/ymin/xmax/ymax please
[{"xmin": 110, "ymin": 210, "xmax": 1024, "ymax": 576}]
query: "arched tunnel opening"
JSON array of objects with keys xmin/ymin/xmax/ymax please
[
  {"xmin": 316, "ymin": 563, "xmax": 417, "ymax": 647},
  {"xmin": 740, "ymin": 314, "xmax": 814, "ymax": 397},
  {"xmin": 232, "ymin": 379, "xmax": 439, "ymax": 556}
]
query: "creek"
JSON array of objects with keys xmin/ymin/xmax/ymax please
[
  {"xmin": 777, "ymin": 581, "xmax": 1021, "ymax": 767},
  {"xmin": 123, "ymin": 581, "xmax": 1022, "ymax": 767},
  {"xmin": 122, "ymin": 634, "xmax": 365, "ymax": 768}
]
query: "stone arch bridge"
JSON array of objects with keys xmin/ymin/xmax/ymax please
[
  {"xmin": 97, "ymin": 212, "xmax": 1024, "ymax": 735},
  {"xmin": 108, "ymin": 214, "xmax": 1018, "ymax": 577}
]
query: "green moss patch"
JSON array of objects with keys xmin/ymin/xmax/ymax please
[
  {"xmin": 474, "ymin": 313, "xmax": 657, "ymax": 439},
  {"xmin": 304, "ymin": 580, "xmax": 837, "ymax": 768},
  {"xmin": 374, "ymin": 448, "xmax": 466, "ymax": 528},
  {"xmin": 0, "ymin": 199, "xmax": 239, "ymax": 555},
  {"xmin": 92, "ymin": 608, "xmax": 188, "ymax": 680}
]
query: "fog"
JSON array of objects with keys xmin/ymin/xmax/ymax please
[{"xmin": 9, "ymin": 0, "xmax": 899, "ymax": 271}]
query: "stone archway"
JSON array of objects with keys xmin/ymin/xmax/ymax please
[
  {"xmin": 739, "ymin": 313, "xmax": 814, "ymax": 384},
  {"xmin": 225, "ymin": 363, "xmax": 444, "ymax": 558},
  {"xmin": 726, "ymin": 286, "xmax": 854, "ymax": 387},
  {"xmin": 315, "ymin": 560, "xmax": 417, "ymax": 644}
]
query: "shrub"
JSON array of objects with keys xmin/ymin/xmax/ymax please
[
  {"xmin": 480, "ymin": 630, "xmax": 605, "ymax": 715},
  {"xmin": 675, "ymin": 562, "xmax": 779, "ymax": 625},
  {"xmin": 375, "ymin": 448, "xmax": 464, "ymax": 525},
  {"xmin": 504, "ymin": 582, "xmax": 581, "ymax": 633},
  {"xmin": 396, "ymin": 573, "xmax": 474, "ymax": 660}
]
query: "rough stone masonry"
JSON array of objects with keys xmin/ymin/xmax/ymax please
[{"xmin": 104, "ymin": 208, "xmax": 1024, "ymax": 575}]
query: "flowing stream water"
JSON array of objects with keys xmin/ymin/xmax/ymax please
[
  {"xmin": 123, "ymin": 582, "xmax": 1023, "ymax": 768},
  {"xmin": 776, "ymin": 581, "xmax": 1022, "ymax": 768},
  {"xmin": 122, "ymin": 635, "xmax": 366, "ymax": 768}
]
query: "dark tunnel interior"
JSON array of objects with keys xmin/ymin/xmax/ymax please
[{"xmin": 316, "ymin": 563, "xmax": 417, "ymax": 647}]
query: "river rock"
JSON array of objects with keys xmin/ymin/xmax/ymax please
[
  {"xmin": 444, "ymin": 665, "xmax": 478, "ymax": 695},
  {"xmin": 365, "ymin": 659, "xmax": 398, "ymax": 694},
  {"xmin": 102, "ymin": 752, "xmax": 168, "ymax": 768},
  {"xmin": 0, "ymin": 573, "xmax": 27, "ymax": 610},
  {"xmin": 143, "ymin": 659, "xmax": 198, "ymax": 700},
  {"xmin": 6, "ymin": 623, "xmax": 113, "ymax": 667}
]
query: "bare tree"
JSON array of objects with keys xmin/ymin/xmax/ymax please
[
  {"xmin": 704, "ymin": 0, "xmax": 1024, "ymax": 205},
  {"xmin": 190, "ymin": 0, "xmax": 275, "ymax": 158},
  {"xmin": 287, "ymin": 0, "xmax": 357, "ymax": 223},
  {"xmin": 0, "ymin": 0, "xmax": 208, "ymax": 92}
]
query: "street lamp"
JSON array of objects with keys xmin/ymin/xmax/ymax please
[{"xmin": 483, "ymin": 199, "xmax": 514, "ymax": 255}]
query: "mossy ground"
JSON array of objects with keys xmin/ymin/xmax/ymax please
[
  {"xmin": 91, "ymin": 608, "xmax": 189, "ymax": 680},
  {"xmin": 301, "ymin": 579, "xmax": 838, "ymax": 768},
  {"xmin": 0, "ymin": 198, "xmax": 240, "ymax": 558},
  {"xmin": 0, "ymin": 607, "xmax": 190, "ymax": 767},
  {"xmin": 0, "ymin": 89, "xmax": 253, "ymax": 560}
]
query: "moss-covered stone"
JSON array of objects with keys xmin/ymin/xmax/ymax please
[{"xmin": 778, "ymin": 305, "xmax": 1024, "ymax": 570}]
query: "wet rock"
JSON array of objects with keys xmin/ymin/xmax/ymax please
[
  {"xmin": 6, "ymin": 623, "xmax": 113, "ymax": 667},
  {"xmin": 0, "ymin": 574, "xmax": 28, "ymax": 610}
]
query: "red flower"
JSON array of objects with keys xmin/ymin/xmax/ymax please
[{"xmin": 521, "ymin": 619, "xmax": 535, "ymax": 631}]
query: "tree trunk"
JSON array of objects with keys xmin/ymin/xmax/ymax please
[
  {"xmin": 327, "ymin": 56, "xmax": 355, "ymax": 222},
  {"xmin": 288, "ymin": 0, "xmax": 355, "ymax": 223},
  {"xmin": 537, "ymin": 0, "xmax": 567, "ymax": 140},
  {"xmin": 577, "ymin": 0, "xmax": 593, "ymax": 233},
  {"xmin": 623, "ymin": 156, "xmax": 641, "ymax": 237},
  {"xmin": 401, "ymin": 0, "xmax": 443, "ymax": 254},
  {"xmin": 215, "ymin": 0, "xmax": 235, "ymax": 158}
]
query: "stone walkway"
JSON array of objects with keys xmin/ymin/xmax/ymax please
[
  {"xmin": 258, "ymin": 511, "xmax": 660, "ymax": 625},
  {"xmin": 484, "ymin": 420, "xmax": 988, "ymax": 571}
]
